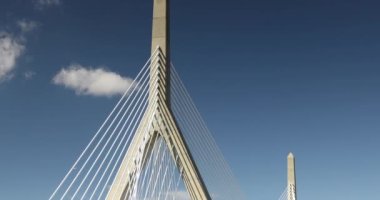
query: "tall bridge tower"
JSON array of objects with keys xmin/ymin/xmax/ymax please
[
  {"xmin": 287, "ymin": 152, "xmax": 297, "ymax": 200},
  {"xmin": 105, "ymin": 0, "xmax": 211, "ymax": 199}
]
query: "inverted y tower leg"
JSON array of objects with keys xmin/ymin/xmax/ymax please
[
  {"xmin": 287, "ymin": 153, "xmax": 297, "ymax": 200},
  {"xmin": 105, "ymin": 0, "xmax": 211, "ymax": 199}
]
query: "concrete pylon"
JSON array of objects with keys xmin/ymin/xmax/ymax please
[
  {"xmin": 105, "ymin": 0, "xmax": 211, "ymax": 199},
  {"xmin": 287, "ymin": 152, "xmax": 297, "ymax": 200}
]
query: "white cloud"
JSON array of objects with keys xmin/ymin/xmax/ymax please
[
  {"xmin": 35, "ymin": 0, "xmax": 61, "ymax": 9},
  {"xmin": 52, "ymin": 64, "xmax": 135, "ymax": 97},
  {"xmin": 0, "ymin": 32, "xmax": 25, "ymax": 82},
  {"xmin": 17, "ymin": 20, "xmax": 39, "ymax": 33}
]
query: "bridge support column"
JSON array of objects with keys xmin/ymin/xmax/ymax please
[
  {"xmin": 287, "ymin": 152, "xmax": 297, "ymax": 200},
  {"xmin": 105, "ymin": 0, "xmax": 211, "ymax": 199}
]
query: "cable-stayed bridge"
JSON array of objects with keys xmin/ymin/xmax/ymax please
[{"xmin": 49, "ymin": 0, "xmax": 297, "ymax": 200}]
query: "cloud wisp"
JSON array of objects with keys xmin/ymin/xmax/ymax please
[
  {"xmin": 34, "ymin": 0, "xmax": 61, "ymax": 9},
  {"xmin": 17, "ymin": 20, "xmax": 39, "ymax": 33},
  {"xmin": 0, "ymin": 1, "xmax": 55, "ymax": 84},
  {"xmin": 53, "ymin": 64, "xmax": 135, "ymax": 97},
  {"xmin": 0, "ymin": 32, "xmax": 25, "ymax": 82},
  {"xmin": 24, "ymin": 71, "xmax": 36, "ymax": 80}
]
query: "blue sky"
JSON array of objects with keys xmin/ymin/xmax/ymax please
[{"xmin": 1, "ymin": 0, "xmax": 380, "ymax": 199}]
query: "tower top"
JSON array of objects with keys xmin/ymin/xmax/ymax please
[
  {"xmin": 287, "ymin": 152, "xmax": 296, "ymax": 184},
  {"xmin": 287, "ymin": 152, "xmax": 297, "ymax": 200},
  {"xmin": 151, "ymin": 0, "xmax": 170, "ymax": 59},
  {"xmin": 150, "ymin": 0, "xmax": 171, "ymax": 105}
]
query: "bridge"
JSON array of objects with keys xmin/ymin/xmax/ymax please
[{"xmin": 48, "ymin": 0, "xmax": 297, "ymax": 199}]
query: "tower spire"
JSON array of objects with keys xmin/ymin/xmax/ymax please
[
  {"xmin": 151, "ymin": 0, "xmax": 170, "ymax": 58},
  {"xmin": 287, "ymin": 152, "xmax": 297, "ymax": 200},
  {"xmin": 150, "ymin": 0, "xmax": 170, "ymax": 105}
]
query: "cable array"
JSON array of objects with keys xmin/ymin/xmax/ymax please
[
  {"xmin": 122, "ymin": 131, "xmax": 190, "ymax": 200},
  {"xmin": 50, "ymin": 49, "xmax": 160, "ymax": 200},
  {"xmin": 170, "ymin": 65, "xmax": 246, "ymax": 200},
  {"xmin": 277, "ymin": 186, "xmax": 288, "ymax": 200},
  {"xmin": 50, "ymin": 50, "xmax": 246, "ymax": 200}
]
